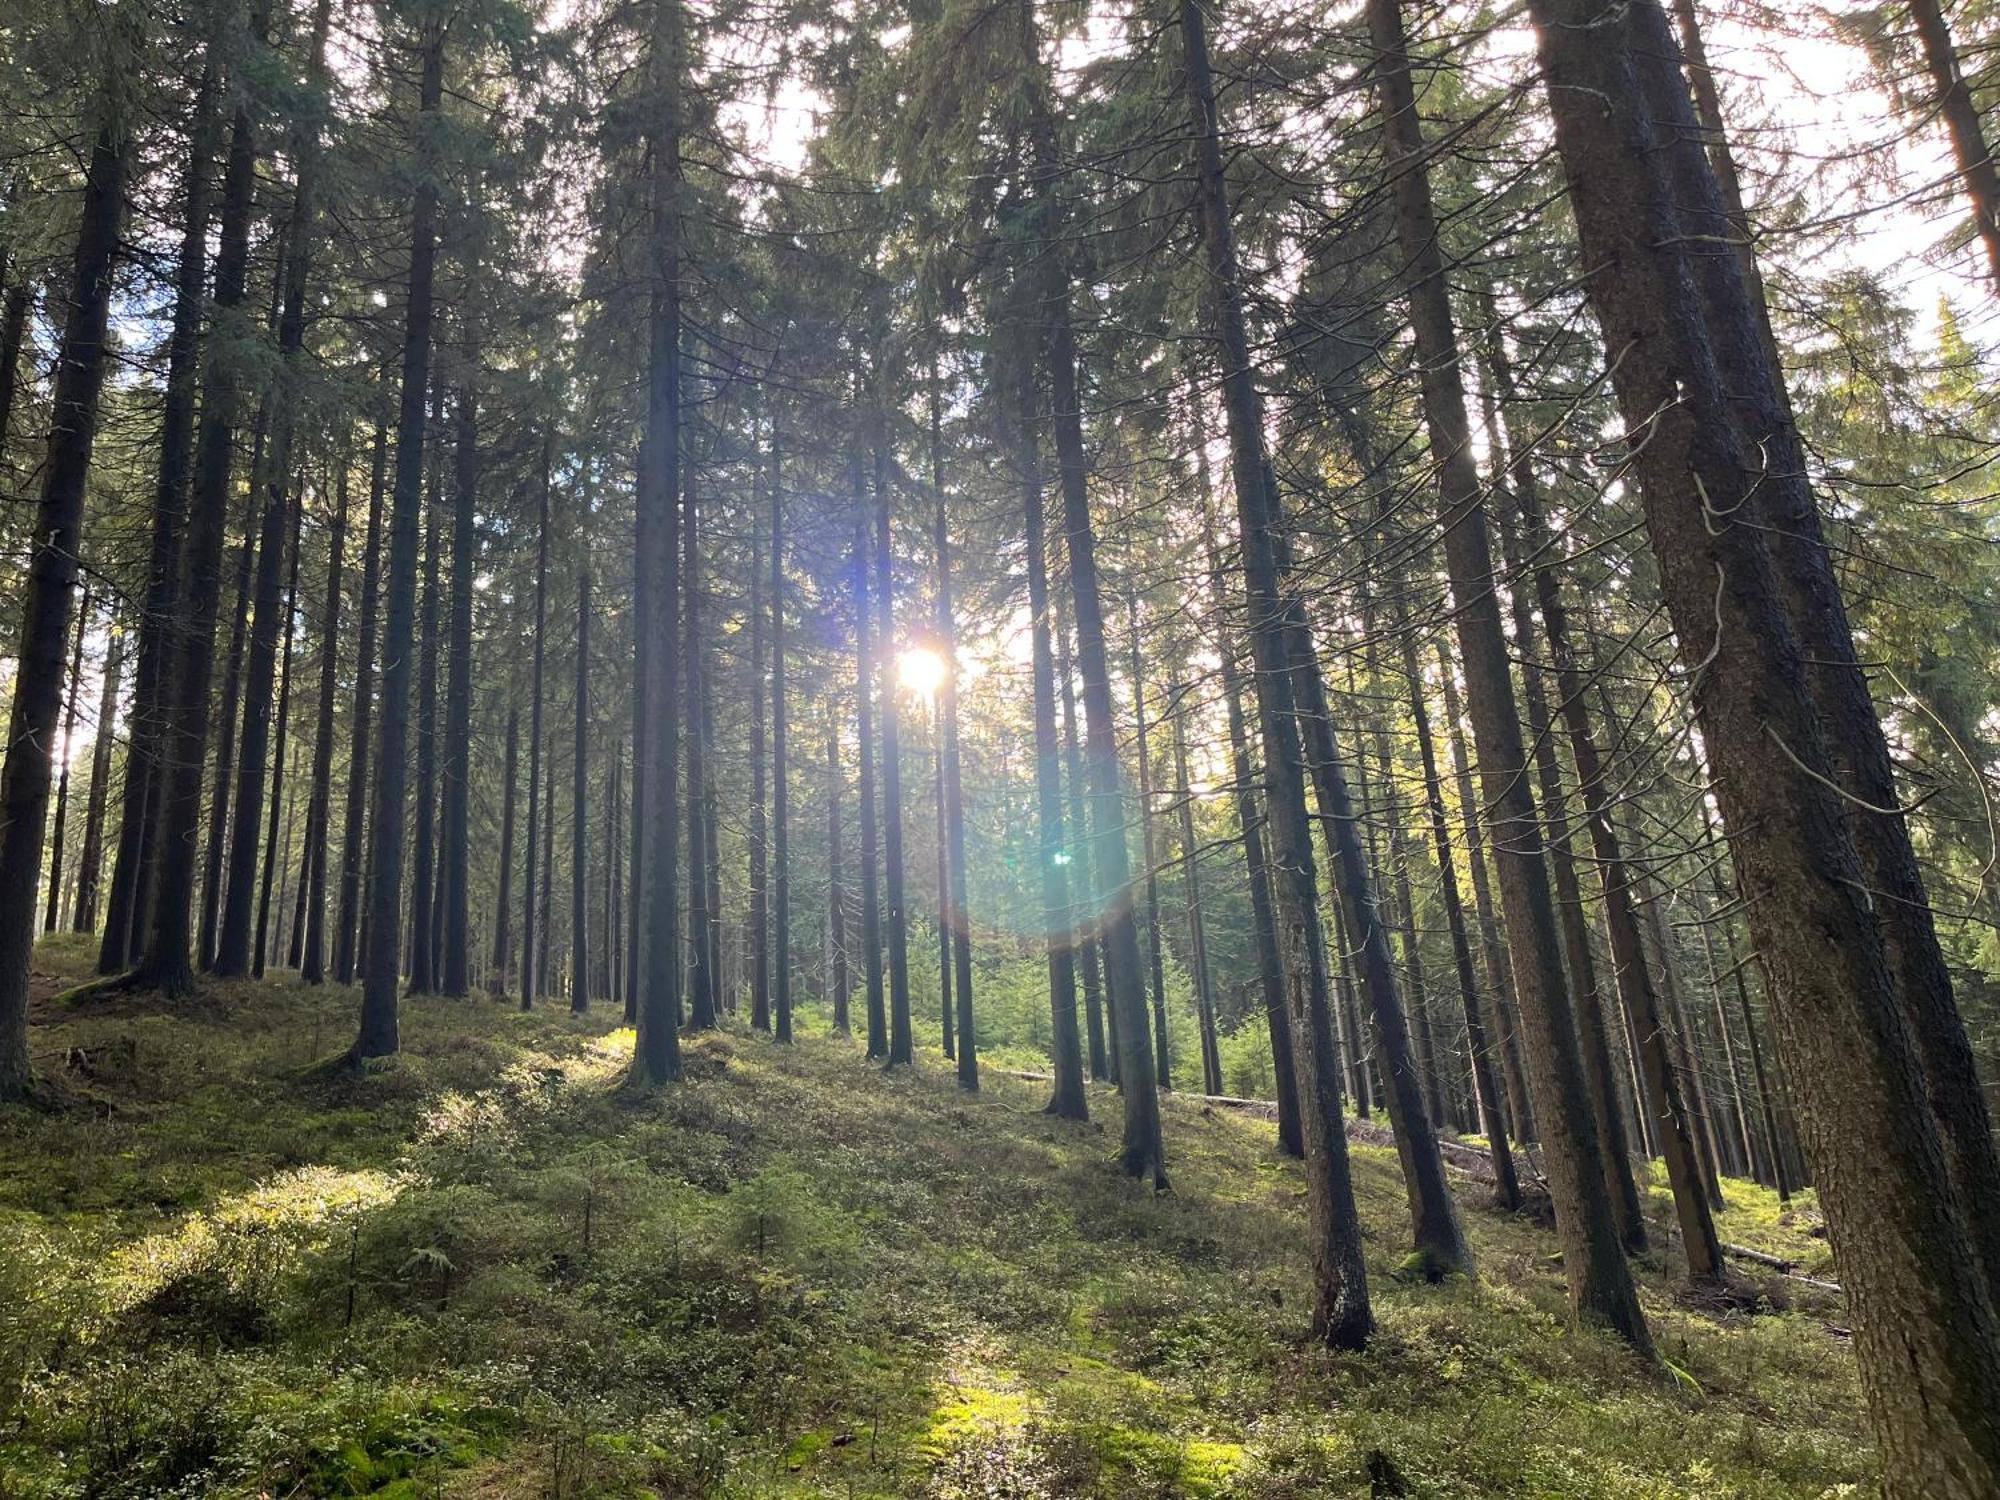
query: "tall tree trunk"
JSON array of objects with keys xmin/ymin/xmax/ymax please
[
  {"xmin": 1056, "ymin": 606, "xmax": 1107, "ymax": 1082},
  {"xmin": 749, "ymin": 500, "xmax": 770, "ymax": 1032},
  {"xmin": 770, "ymin": 413, "xmax": 792, "ymax": 1042},
  {"xmin": 1171, "ymin": 687, "xmax": 1223, "ymax": 1097},
  {"xmin": 1904, "ymin": 0, "xmax": 2000, "ymax": 287},
  {"xmin": 440, "ymin": 382, "xmax": 478, "ymax": 997},
  {"xmin": 1477, "ymin": 328, "xmax": 1647, "ymax": 1248},
  {"xmin": 683, "ymin": 451, "xmax": 716, "ymax": 1029},
  {"xmin": 334, "ymin": 423, "xmax": 387, "ymax": 984},
  {"xmin": 522, "ymin": 437, "xmax": 551, "ymax": 1009},
  {"xmin": 1367, "ymin": 0, "xmax": 1648, "ymax": 1341},
  {"xmin": 407, "ymin": 456, "xmax": 442, "ymax": 994},
  {"xmin": 356, "ymin": 10, "xmax": 445, "ymax": 1057},
  {"xmin": 0, "ymin": 118, "xmax": 124, "ymax": 1099},
  {"xmin": 572, "ymin": 570, "xmax": 590, "ymax": 1012},
  {"xmin": 0, "ymin": 266, "xmax": 32, "ymax": 462},
  {"xmin": 828, "ymin": 715, "xmax": 850, "ymax": 1035},
  {"xmin": 253, "ymin": 491, "xmax": 303, "ymax": 976},
  {"xmin": 854, "ymin": 472, "xmax": 887, "ymax": 1058},
  {"xmin": 1178, "ymin": 0, "xmax": 1373, "ymax": 1319},
  {"xmin": 1530, "ymin": 0, "xmax": 2000, "ymax": 1477},
  {"xmin": 100, "ymin": 65, "xmax": 217, "ymax": 977},
  {"xmin": 492, "ymin": 707, "xmax": 518, "ymax": 995},
  {"xmin": 1019, "ymin": 365, "xmax": 1083, "ymax": 1115},
  {"xmin": 298, "ymin": 460, "xmax": 348, "ymax": 983},
  {"xmin": 1437, "ymin": 644, "xmax": 1532, "ymax": 1140},
  {"xmin": 1127, "ymin": 592, "xmax": 1172, "ymax": 1089},
  {"xmin": 930, "ymin": 384, "xmax": 976, "ymax": 1074},
  {"xmin": 1202, "ymin": 499, "xmax": 1301, "ymax": 1155},
  {"xmin": 1662, "ymin": 0, "xmax": 2000, "ymax": 1312},
  {"xmin": 875, "ymin": 432, "xmax": 915, "ymax": 1067},
  {"xmin": 44, "ymin": 588, "xmax": 89, "ymax": 933},
  {"xmin": 1397, "ymin": 622, "xmax": 1518, "ymax": 1206},
  {"xmin": 74, "ymin": 618, "xmax": 124, "ymax": 932}
]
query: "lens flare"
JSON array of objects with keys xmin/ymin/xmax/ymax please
[{"xmin": 897, "ymin": 645, "xmax": 948, "ymax": 701}]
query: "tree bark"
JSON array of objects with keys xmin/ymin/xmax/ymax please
[
  {"xmin": 298, "ymin": 460, "xmax": 348, "ymax": 983},
  {"xmin": 441, "ymin": 381, "xmax": 478, "ymax": 997},
  {"xmin": 44, "ymin": 588, "xmax": 90, "ymax": 933},
  {"xmin": 492, "ymin": 707, "xmax": 518, "ymax": 995},
  {"xmin": 1365, "ymin": 0, "xmax": 1644, "ymax": 1339},
  {"xmin": 522, "ymin": 436, "xmax": 551, "ymax": 1009},
  {"xmin": 828, "ymin": 715, "xmax": 850, "ymax": 1035},
  {"xmin": 572, "ymin": 570, "xmax": 590, "ymax": 1012},
  {"xmin": 0, "ymin": 119, "xmax": 124, "ymax": 1099},
  {"xmin": 683, "ymin": 450, "xmax": 716, "ymax": 1029},
  {"xmin": 770, "ymin": 412, "xmax": 792, "ymax": 1042},
  {"xmin": 875, "ymin": 431, "xmax": 915, "ymax": 1067},
  {"xmin": 334, "ymin": 422, "xmax": 387, "ymax": 984},
  {"xmin": 74, "ymin": 618, "xmax": 124, "ymax": 932},
  {"xmin": 1127, "ymin": 591, "xmax": 1172, "ymax": 1090},
  {"xmin": 854, "ymin": 464, "xmax": 887, "ymax": 1057},
  {"xmin": 355, "ymin": 9, "xmax": 445, "ymax": 1057},
  {"xmin": 1171, "ymin": 688, "xmax": 1223, "ymax": 1097},
  {"xmin": 407, "ymin": 442, "xmax": 442, "ymax": 994},
  {"xmin": 1529, "ymin": 0, "xmax": 2000, "ymax": 1476}
]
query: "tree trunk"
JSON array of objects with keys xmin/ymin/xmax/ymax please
[
  {"xmin": 1179, "ymin": 0, "xmax": 1378, "ymax": 1324},
  {"xmin": 253, "ymin": 487, "xmax": 303, "ymax": 977},
  {"xmin": 298, "ymin": 459, "xmax": 348, "ymax": 983},
  {"xmin": 44, "ymin": 588, "xmax": 90, "ymax": 933},
  {"xmin": 874, "ymin": 432, "xmax": 915, "ymax": 1067},
  {"xmin": 522, "ymin": 437, "xmax": 551, "ymax": 1009},
  {"xmin": 1367, "ymin": 0, "xmax": 1645, "ymax": 1335},
  {"xmin": 749, "ymin": 492, "xmax": 770, "ymax": 1032},
  {"xmin": 407, "ymin": 445, "xmax": 442, "ymax": 994},
  {"xmin": 99, "ymin": 64, "xmax": 217, "ymax": 977},
  {"xmin": 0, "ymin": 119, "xmax": 124, "ymax": 1099},
  {"xmin": 854, "ymin": 470, "xmax": 887, "ymax": 1057},
  {"xmin": 492, "ymin": 707, "xmax": 518, "ymax": 995},
  {"xmin": 1904, "ymin": 0, "xmax": 2000, "ymax": 287},
  {"xmin": 356, "ymin": 10, "xmax": 445, "ymax": 1057},
  {"xmin": 201, "ymin": 511, "xmax": 256, "ymax": 970},
  {"xmin": 1171, "ymin": 688, "xmax": 1223, "ymax": 1097},
  {"xmin": 1127, "ymin": 591, "xmax": 1172, "ymax": 1090},
  {"xmin": 1398, "ymin": 622, "xmax": 1519, "ymax": 1207},
  {"xmin": 1529, "ymin": 0, "xmax": 2000, "ymax": 1477},
  {"xmin": 334, "ymin": 422, "xmax": 387, "ymax": 984},
  {"xmin": 1056, "ymin": 606, "xmax": 1107, "ymax": 1082},
  {"xmin": 572, "ymin": 570, "xmax": 590, "ymax": 1012},
  {"xmin": 1201, "ymin": 498, "xmax": 1301, "ymax": 1155},
  {"xmin": 683, "ymin": 450, "xmax": 716, "ymax": 1030},
  {"xmin": 1019, "ymin": 364, "xmax": 1084, "ymax": 1116},
  {"xmin": 770, "ymin": 413, "xmax": 792, "ymax": 1042},
  {"xmin": 441, "ymin": 382, "xmax": 478, "ymax": 998},
  {"xmin": 828, "ymin": 715, "xmax": 850, "ymax": 1035},
  {"xmin": 74, "ymin": 617, "xmax": 124, "ymax": 932}
]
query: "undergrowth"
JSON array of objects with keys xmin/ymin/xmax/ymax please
[{"xmin": 0, "ymin": 938, "xmax": 1870, "ymax": 1497}]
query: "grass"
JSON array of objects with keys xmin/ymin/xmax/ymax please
[{"xmin": 0, "ymin": 936, "xmax": 1872, "ymax": 1497}]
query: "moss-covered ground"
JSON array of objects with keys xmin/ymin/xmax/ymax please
[{"xmin": 0, "ymin": 933, "xmax": 1869, "ymax": 1497}]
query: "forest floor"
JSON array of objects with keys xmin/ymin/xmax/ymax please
[{"xmin": 1, "ymin": 933, "xmax": 1869, "ymax": 1498}]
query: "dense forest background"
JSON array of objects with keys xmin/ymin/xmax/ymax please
[{"xmin": 4, "ymin": 0, "xmax": 2000, "ymax": 1490}]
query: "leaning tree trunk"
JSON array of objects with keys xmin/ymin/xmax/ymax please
[
  {"xmin": 1366, "ymin": 0, "xmax": 1649, "ymax": 1344},
  {"xmin": 355, "ymin": 10, "xmax": 445, "ymax": 1059},
  {"xmin": 1530, "ymin": 0, "xmax": 2000, "ymax": 1481},
  {"xmin": 0, "ymin": 119, "xmax": 125, "ymax": 1101},
  {"xmin": 1200, "ymin": 497, "xmax": 1301, "ymax": 1156},
  {"xmin": 1905, "ymin": 0, "xmax": 2000, "ymax": 288},
  {"xmin": 1178, "ymin": 0, "xmax": 1374, "ymax": 1330}
]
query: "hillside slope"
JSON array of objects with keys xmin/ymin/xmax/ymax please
[{"xmin": 1, "ymin": 940, "xmax": 1869, "ymax": 1498}]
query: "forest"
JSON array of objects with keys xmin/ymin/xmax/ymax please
[{"xmin": 2, "ymin": 0, "xmax": 1999, "ymax": 1490}]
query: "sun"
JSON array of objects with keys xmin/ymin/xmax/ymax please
[{"xmin": 897, "ymin": 645, "xmax": 948, "ymax": 702}]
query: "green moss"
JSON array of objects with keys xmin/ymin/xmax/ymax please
[{"xmin": 0, "ymin": 947, "xmax": 1874, "ymax": 1497}]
